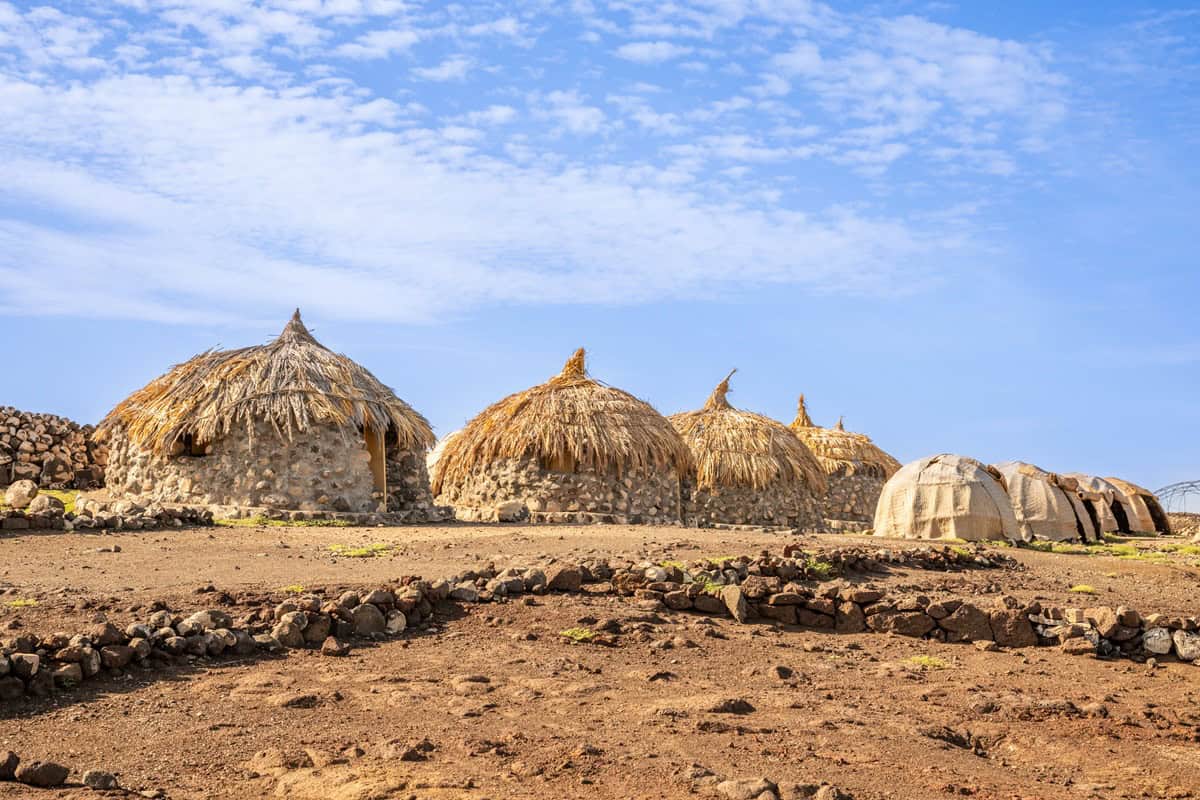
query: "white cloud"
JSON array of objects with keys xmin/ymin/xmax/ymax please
[
  {"xmin": 412, "ymin": 55, "xmax": 472, "ymax": 81},
  {"xmin": 531, "ymin": 89, "xmax": 607, "ymax": 135},
  {"xmin": 335, "ymin": 28, "xmax": 420, "ymax": 59},
  {"xmin": 462, "ymin": 104, "xmax": 518, "ymax": 125},
  {"xmin": 615, "ymin": 41, "xmax": 693, "ymax": 63}
]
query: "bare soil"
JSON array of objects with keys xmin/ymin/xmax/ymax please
[{"xmin": 2, "ymin": 524, "xmax": 1200, "ymax": 799}]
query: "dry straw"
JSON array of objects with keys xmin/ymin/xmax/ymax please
[
  {"xmin": 789, "ymin": 395, "xmax": 900, "ymax": 479},
  {"xmin": 431, "ymin": 348, "xmax": 691, "ymax": 495},
  {"xmin": 98, "ymin": 310, "xmax": 434, "ymax": 454},
  {"xmin": 669, "ymin": 370, "xmax": 826, "ymax": 493}
]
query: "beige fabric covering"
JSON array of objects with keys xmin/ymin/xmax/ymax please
[{"xmin": 873, "ymin": 454, "xmax": 1020, "ymax": 542}]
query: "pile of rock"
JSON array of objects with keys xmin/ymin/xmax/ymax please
[
  {"xmin": 0, "ymin": 483, "xmax": 212, "ymax": 532},
  {"xmin": 0, "ymin": 751, "xmax": 115, "ymax": 790},
  {"xmin": 0, "ymin": 407, "xmax": 106, "ymax": 490}
]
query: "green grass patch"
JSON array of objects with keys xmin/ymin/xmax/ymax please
[
  {"xmin": 803, "ymin": 557, "xmax": 837, "ymax": 581},
  {"xmin": 40, "ymin": 489, "xmax": 78, "ymax": 515},
  {"xmin": 5, "ymin": 598, "xmax": 38, "ymax": 608},
  {"xmin": 216, "ymin": 516, "xmax": 353, "ymax": 528},
  {"xmin": 279, "ymin": 584, "xmax": 306, "ymax": 594},
  {"xmin": 559, "ymin": 627, "xmax": 597, "ymax": 643},
  {"xmin": 703, "ymin": 555, "xmax": 744, "ymax": 566},
  {"xmin": 1069, "ymin": 584, "xmax": 1097, "ymax": 594},
  {"xmin": 658, "ymin": 560, "xmax": 687, "ymax": 571},
  {"xmin": 328, "ymin": 542, "xmax": 395, "ymax": 558},
  {"xmin": 950, "ymin": 546, "xmax": 972, "ymax": 558},
  {"xmin": 1023, "ymin": 541, "xmax": 1089, "ymax": 555},
  {"xmin": 905, "ymin": 655, "xmax": 949, "ymax": 670}
]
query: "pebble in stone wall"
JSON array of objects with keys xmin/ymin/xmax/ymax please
[
  {"xmin": 104, "ymin": 419, "xmax": 432, "ymax": 514},
  {"xmin": 437, "ymin": 457, "xmax": 682, "ymax": 524},
  {"xmin": 680, "ymin": 478, "xmax": 826, "ymax": 531},
  {"xmin": 0, "ymin": 407, "xmax": 106, "ymax": 490},
  {"xmin": 821, "ymin": 471, "xmax": 887, "ymax": 525}
]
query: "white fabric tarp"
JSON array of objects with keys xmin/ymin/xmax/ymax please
[
  {"xmin": 873, "ymin": 454, "xmax": 1021, "ymax": 542},
  {"xmin": 993, "ymin": 461, "xmax": 1091, "ymax": 542},
  {"xmin": 1064, "ymin": 474, "xmax": 1141, "ymax": 534},
  {"xmin": 1105, "ymin": 477, "xmax": 1167, "ymax": 534}
]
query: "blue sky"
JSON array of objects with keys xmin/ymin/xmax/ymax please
[{"xmin": 1, "ymin": 0, "xmax": 1197, "ymax": 497}]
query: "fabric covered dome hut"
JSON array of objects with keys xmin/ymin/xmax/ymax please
[
  {"xmin": 426, "ymin": 429, "xmax": 461, "ymax": 476},
  {"xmin": 1063, "ymin": 474, "xmax": 1142, "ymax": 534},
  {"xmin": 431, "ymin": 349, "xmax": 691, "ymax": 524},
  {"xmin": 992, "ymin": 461, "xmax": 1098, "ymax": 543},
  {"xmin": 873, "ymin": 454, "xmax": 1021, "ymax": 542},
  {"xmin": 790, "ymin": 395, "xmax": 901, "ymax": 527},
  {"xmin": 98, "ymin": 310, "xmax": 437, "ymax": 516},
  {"xmin": 1105, "ymin": 477, "xmax": 1171, "ymax": 534},
  {"xmin": 668, "ymin": 371, "xmax": 826, "ymax": 530}
]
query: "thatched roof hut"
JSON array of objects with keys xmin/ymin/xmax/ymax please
[
  {"xmin": 431, "ymin": 349, "xmax": 691, "ymax": 524},
  {"xmin": 993, "ymin": 461, "xmax": 1097, "ymax": 542},
  {"xmin": 789, "ymin": 395, "xmax": 900, "ymax": 479},
  {"xmin": 1105, "ymin": 477, "xmax": 1171, "ymax": 534},
  {"xmin": 874, "ymin": 454, "xmax": 1021, "ymax": 542},
  {"xmin": 99, "ymin": 311, "xmax": 437, "ymax": 515},
  {"xmin": 668, "ymin": 371, "xmax": 825, "ymax": 529}
]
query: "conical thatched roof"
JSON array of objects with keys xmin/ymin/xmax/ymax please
[
  {"xmin": 431, "ymin": 349, "xmax": 691, "ymax": 495},
  {"xmin": 790, "ymin": 395, "xmax": 900, "ymax": 479},
  {"xmin": 669, "ymin": 371, "xmax": 826, "ymax": 493},
  {"xmin": 99, "ymin": 310, "xmax": 435, "ymax": 455}
]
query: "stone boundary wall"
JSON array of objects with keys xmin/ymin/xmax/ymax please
[
  {"xmin": 0, "ymin": 407, "xmax": 106, "ymax": 490},
  {"xmin": 4, "ymin": 545, "xmax": 1196, "ymax": 703},
  {"xmin": 438, "ymin": 457, "xmax": 682, "ymax": 525}
]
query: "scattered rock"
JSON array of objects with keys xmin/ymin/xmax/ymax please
[
  {"xmin": 15, "ymin": 761, "xmax": 69, "ymax": 788},
  {"xmin": 83, "ymin": 770, "xmax": 119, "ymax": 789}
]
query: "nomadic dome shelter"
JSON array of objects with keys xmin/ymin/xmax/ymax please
[
  {"xmin": 430, "ymin": 348, "xmax": 692, "ymax": 524},
  {"xmin": 1063, "ymin": 473, "xmax": 1146, "ymax": 534},
  {"xmin": 790, "ymin": 395, "xmax": 900, "ymax": 527},
  {"xmin": 873, "ymin": 454, "xmax": 1021, "ymax": 542},
  {"xmin": 99, "ymin": 310, "xmax": 438, "ymax": 516},
  {"xmin": 669, "ymin": 371, "xmax": 826, "ymax": 530},
  {"xmin": 992, "ymin": 461, "xmax": 1099, "ymax": 543},
  {"xmin": 1105, "ymin": 477, "xmax": 1171, "ymax": 534}
]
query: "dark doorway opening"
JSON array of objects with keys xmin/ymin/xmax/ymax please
[
  {"xmin": 1109, "ymin": 499, "xmax": 1130, "ymax": 533},
  {"xmin": 1144, "ymin": 497, "xmax": 1171, "ymax": 534},
  {"xmin": 1080, "ymin": 499, "xmax": 1101, "ymax": 541}
]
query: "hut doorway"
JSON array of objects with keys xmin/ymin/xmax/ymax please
[
  {"xmin": 1145, "ymin": 497, "xmax": 1171, "ymax": 534},
  {"xmin": 1080, "ymin": 499, "xmax": 1101, "ymax": 539},
  {"xmin": 364, "ymin": 427, "xmax": 387, "ymax": 505},
  {"xmin": 1109, "ymin": 499, "xmax": 1130, "ymax": 533}
]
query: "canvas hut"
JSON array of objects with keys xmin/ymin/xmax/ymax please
[
  {"xmin": 668, "ymin": 371, "xmax": 826, "ymax": 530},
  {"xmin": 790, "ymin": 395, "xmax": 901, "ymax": 526},
  {"xmin": 1105, "ymin": 477, "xmax": 1171, "ymax": 534},
  {"xmin": 992, "ymin": 461, "xmax": 1098, "ymax": 543},
  {"xmin": 873, "ymin": 454, "xmax": 1021, "ymax": 542},
  {"xmin": 430, "ymin": 349, "xmax": 692, "ymax": 524},
  {"xmin": 98, "ymin": 310, "xmax": 438, "ymax": 516},
  {"xmin": 1063, "ymin": 474, "xmax": 1143, "ymax": 534}
]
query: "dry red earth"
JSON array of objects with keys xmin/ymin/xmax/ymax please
[{"xmin": 2, "ymin": 524, "xmax": 1199, "ymax": 799}]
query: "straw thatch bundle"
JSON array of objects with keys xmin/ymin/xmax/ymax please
[
  {"xmin": 431, "ymin": 349, "xmax": 690, "ymax": 496},
  {"xmin": 669, "ymin": 371, "xmax": 825, "ymax": 493},
  {"xmin": 99, "ymin": 310, "xmax": 434, "ymax": 454},
  {"xmin": 789, "ymin": 396, "xmax": 900, "ymax": 479},
  {"xmin": 1105, "ymin": 477, "xmax": 1171, "ymax": 534},
  {"xmin": 874, "ymin": 454, "xmax": 1021, "ymax": 542},
  {"xmin": 993, "ymin": 461, "xmax": 1097, "ymax": 542}
]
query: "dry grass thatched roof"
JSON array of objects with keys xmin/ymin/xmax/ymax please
[
  {"xmin": 789, "ymin": 395, "xmax": 901, "ymax": 478},
  {"xmin": 668, "ymin": 371, "xmax": 826, "ymax": 493},
  {"xmin": 431, "ymin": 349, "xmax": 691, "ymax": 494},
  {"xmin": 98, "ymin": 310, "xmax": 435, "ymax": 454}
]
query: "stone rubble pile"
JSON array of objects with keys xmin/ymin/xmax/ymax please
[
  {"xmin": 0, "ymin": 407, "xmax": 106, "ymax": 490},
  {"xmin": 0, "ymin": 750, "xmax": 115, "ymax": 791},
  {"xmin": 1, "ymin": 482, "xmax": 212, "ymax": 532},
  {"xmin": 3, "ymin": 547, "xmax": 1195, "ymax": 701}
]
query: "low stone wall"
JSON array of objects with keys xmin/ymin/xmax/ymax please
[
  {"xmin": 437, "ymin": 457, "xmax": 682, "ymax": 525},
  {"xmin": 0, "ymin": 407, "xmax": 106, "ymax": 490},
  {"xmin": 680, "ymin": 478, "xmax": 826, "ymax": 531},
  {"xmin": 1, "ymin": 494, "xmax": 213, "ymax": 532},
  {"xmin": 104, "ymin": 420, "xmax": 432, "ymax": 515},
  {"xmin": 821, "ymin": 472, "xmax": 886, "ymax": 525}
]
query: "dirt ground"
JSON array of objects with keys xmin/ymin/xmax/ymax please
[{"xmin": 2, "ymin": 524, "xmax": 1200, "ymax": 800}]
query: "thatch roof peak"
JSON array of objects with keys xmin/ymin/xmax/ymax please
[
  {"xmin": 793, "ymin": 394, "xmax": 815, "ymax": 428},
  {"xmin": 834, "ymin": 416, "xmax": 845, "ymax": 431},
  {"xmin": 99, "ymin": 312, "xmax": 434, "ymax": 455},
  {"xmin": 703, "ymin": 369, "xmax": 737, "ymax": 411},
  {"xmin": 789, "ymin": 395, "xmax": 900, "ymax": 479},
  {"xmin": 431, "ymin": 349, "xmax": 691, "ymax": 494}
]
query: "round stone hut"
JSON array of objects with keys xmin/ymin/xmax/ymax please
[
  {"xmin": 993, "ymin": 461, "xmax": 1098, "ymax": 543},
  {"xmin": 98, "ymin": 310, "xmax": 437, "ymax": 516},
  {"xmin": 790, "ymin": 395, "xmax": 900, "ymax": 528},
  {"xmin": 873, "ymin": 454, "xmax": 1021, "ymax": 542},
  {"xmin": 669, "ymin": 371, "xmax": 826, "ymax": 530},
  {"xmin": 431, "ymin": 349, "xmax": 691, "ymax": 524}
]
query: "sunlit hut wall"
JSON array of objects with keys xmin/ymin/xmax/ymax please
[
  {"xmin": 669, "ymin": 371, "xmax": 826, "ymax": 530},
  {"xmin": 789, "ymin": 395, "xmax": 901, "ymax": 528},
  {"xmin": 1064, "ymin": 473, "xmax": 1146, "ymax": 535},
  {"xmin": 97, "ymin": 311, "xmax": 437, "ymax": 515},
  {"xmin": 874, "ymin": 454, "xmax": 1022, "ymax": 542},
  {"xmin": 992, "ymin": 461, "xmax": 1098, "ymax": 543},
  {"xmin": 1105, "ymin": 477, "xmax": 1172, "ymax": 535},
  {"xmin": 431, "ymin": 349, "xmax": 692, "ymax": 524}
]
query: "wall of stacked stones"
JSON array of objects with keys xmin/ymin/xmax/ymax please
[
  {"xmin": 104, "ymin": 420, "xmax": 429, "ymax": 514},
  {"xmin": 0, "ymin": 407, "xmax": 106, "ymax": 490},
  {"xmin": 680, "ymin": 478, "xmax": 826, "ymax": 530},
  {"xmin": 437, "ymin": 457, "xmax": 681, "ymax": 524},
  {"xmin": 821, "ymin": 471, "xmax": 886, "ymax": 524}
]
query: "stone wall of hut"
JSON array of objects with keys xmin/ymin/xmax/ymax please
[
  {"xmin": 681, "ymin": 479, "xmax": 826, "ymax": 530},
  {"xmin": 821, "ymin": 471, "xmax": 888, "ymax": 525},
  {"xmin": 104, "ymin": 419, "xmax": 434, "ymax": 514},
  {"xmin": 437, "ymin": 457, "xmax": 681, "ymax": 524}
]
